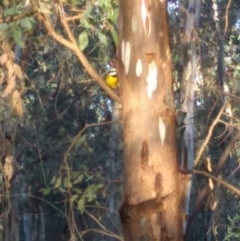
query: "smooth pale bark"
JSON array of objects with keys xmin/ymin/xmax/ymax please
[
  {"xmin": 23, "ymin": 213, "xmax": 33, "ymax": 241},
  {"xmin": 179, "ymin": 0, "xmax": 200, "ymax": 233},
  {"xmin": 118, "ymin": 1, "xmax": 183, "ymax": 240}
]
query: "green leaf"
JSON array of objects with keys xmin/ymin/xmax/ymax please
[
  {"xmin": 85, "ymin": 184, "xmax": 96, "ymax": 201},
  {"xmin": 13, "ymin": 29, "xmax": 25, "ymax": 48},
  {"xmin": 97, "ymin": 0, "xmax": 104, "ymax": 7},
  {"xmin": 75, "ymin": 134, "xmax": 86, "ymax": 149},
  {"xmin": 73, "ymin": 174, "xmax": 84, "ymax": 184},
  {"xmin": 3, "ymin": 7, "xmax": 18, "ymax": 16},
  {"xmin": 41, "ymin": 188, "xmax": 51, "ymax": 195},
  {"xmin": 70, "ymin": 194, "xmax": 78, "ymax": 204},
  {"xmin": 20, "ymin": 18, "xmax": 32, "ymax": 30},
  {"xmin": 73, "ymin": 188, "xmax": 83, "ymax": 194},
  {"xmin": 86, "ymin": 145, "xmax": 93, "ymax": 153},
  {"xmin": 82, "ymin": 2, "xmax": 93, "ymax": 20},
  {"xmin": 54, "ymin": 177, "xmax": 62, "ymax": 188},
  {"xmin": 110, "ymin": 28, "xmax": 118, "ymax": 47},
  {"xmin": 80, "ymin": 19, "xmax": 91, "ymax": 29},
  {"xmin": 78, "ymin": 197, "xmax": 85, "ymax": 214},
  {"xmin": 78, "ymin": 31, "xmax": 89, "ymax": 51},
  {"xmin": 86, "ymin": 174, "xmax": 94, "ymax": 182},
  {"xmin": 50, "ymin": 176, "xmax": 56, "ymax": 185},
  {"xmin": 0, "ymin": 23, "xmax": 9, "ymax": 31},
  {"xmin": 95, "ymin": 184, "xmax": 105, "ymax": 190},
  {"xmin": 70, "ymin": 172, "xmax": 79, "ymax": 180},
  {"xmin": 111, "ymin": 8, "xmax": 119, "ymax": 22},
  {"xmin": 98, "ymin": 0, "xmax": 111, "ymax": 8},
  {"xmin": 97, "ymin": 32, "xmax": 108, "ymax": 47},
  {"xmin": 59, "ymin": 187, "xmax": 66, "ymax": 193},
  {"xmin": 223, "ymin": 232, "xmax": 235, "ymax": 241},
  {"xmin": 71, "ymin": 0, "xmax": 80, "ymax": 4},
  {"xmin": 63, "ymin": 177, "xmax": 72, "ymax": 188}
]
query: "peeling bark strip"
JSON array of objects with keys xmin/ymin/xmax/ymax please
[{"xmin": 118, "ymin": 0, "xmax": 183, "ymax": 240}]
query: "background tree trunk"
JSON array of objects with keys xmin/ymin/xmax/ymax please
[
  {"xmin": 104, "ymin": 98, "xmax": 123, "ymax": 241},
  {"xmin": 178, "ymin": 0, "xmax": 201, "ymax": 232},
  {"xmin": 118, "ymin": 1, "xmax": 183, "ymax": 240}
]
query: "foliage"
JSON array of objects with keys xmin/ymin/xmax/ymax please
[
  {"xmin": 0, "ymin": 0, "xmax": 122, "ymax": 241},
  {"xmin": 222, "ymin": 212, "xmax": 240, "ymax": 241}
]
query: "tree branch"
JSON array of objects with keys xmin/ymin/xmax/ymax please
[
  {"xmin": 37, "ymin": 13, "xmax": 121, "ymax": 103},
  {"xmin": 64, "ymin": 120, "xmax": 118, "ymax": 164},
  {"xmin": 180, "ymin": 168, "xmax": 240, "ymax": 196},
  {"xmin": 216, "ymin": 130, "xmax": 240, "ymax": 173},
  {"xmin": 194, "ymin": 102, "xmax": 227, "ymax": 166},
  {"xmin": 184, "ymin": 129, "xmax": 240, "ymax": 237}
]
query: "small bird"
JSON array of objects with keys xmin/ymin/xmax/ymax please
[{"xmin": 106, "ymin": 68, "xmax": 118, "ymax": 89}]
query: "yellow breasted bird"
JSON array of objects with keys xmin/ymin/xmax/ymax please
[{"xmin": 106, "ymin": 68, "xmax": 118, "ymax": 89}]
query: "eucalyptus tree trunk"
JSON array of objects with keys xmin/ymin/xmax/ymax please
[
  {"xmin": 178, "ymin": 0, "xmax": 200, "ymax": 233},
  {"xmin": 22, "ymin": 213, "xmax": 33, "ymax": 241},
  {"xmin": 39, "ymin": 206, "xmax": 45, "ymax": 241},
  {"xmin": 202, "ymin": 2, "xmax": 228, "ymax": 241},
  {"xmin": 118, "ymin": 1, "xmax": 183, "ymax": 240}
]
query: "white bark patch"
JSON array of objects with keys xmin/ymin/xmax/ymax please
[
  {"xmin": 121, "ymin": 40, "xmax": 131, "ymax": 75},
  {"xmin": 223, "ymin": 83, "xmax": 229, "ymax": 93},
  {"xmin": 141, "ymin": 0, "xmax": 151, "ymax": 37},
  {"xmin": 158, "ymin": 117, "xmax": 165, "ymax": 145},
  {"xmin": 124, "ymin": 41, "xmax": 131, "ymax": 74},
  {"xmin": 212, "ymin": 0, "xmax": 219, "ymax": 21},
  {"xmin": 136, "ymin": 59, "xmax": 142, "ymax": 77},
  {"xmin": 131, "ymin": 15, "xmax": 137, "ymax": 33},
  {"xmin": 146, "ymin": 60, "xmax": 157, "ymax": 98}
]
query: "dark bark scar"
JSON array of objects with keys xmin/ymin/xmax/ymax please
[
  {"xmin": 155, "ymin": 173, "xmax": 162, "ymax": 198},
  {"xmin": 141, "ymin": 140, "xmax": 149, "ymax": 171}
]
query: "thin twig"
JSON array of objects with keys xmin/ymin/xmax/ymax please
[
  {"xmin": 180, "ymin": 169, "xmax": 240, "ymax": 196},
  {"xmin": 194, "ymin": 102, "xmax": 227, "ymax": 166},
  {"xmin": 223, "ymin": 0, "xmax": 232, "ymax": 40},
  {"xmin": 65, "ymin": 13, "xmax": 84, "ymax": 21},
  {"xmin": 63, "ymin": 120, "xmax": 118, "ymax": 164},
  {"xmin": 216, "ymin": 130, "xmax": 240, "ymax": 174}
]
